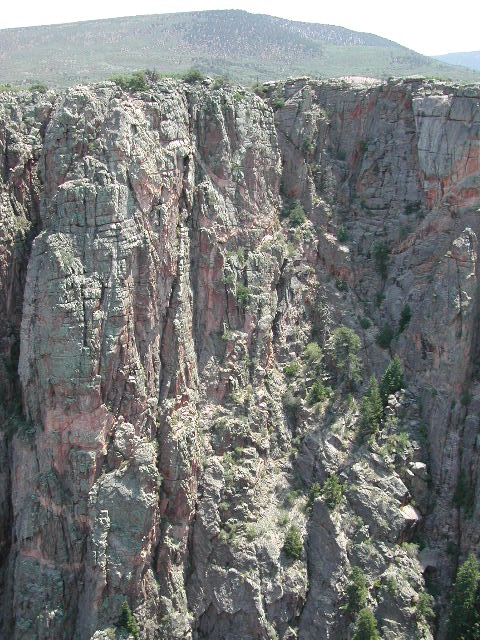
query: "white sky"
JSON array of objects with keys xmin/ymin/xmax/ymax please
[{"xmin": 0, "ymin": 0, "xmax": 478, "ymax": 56}]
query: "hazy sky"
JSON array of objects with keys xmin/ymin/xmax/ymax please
[{"xmin": 0, "ymin": 0, "xmax": 477, "ymax": 55}]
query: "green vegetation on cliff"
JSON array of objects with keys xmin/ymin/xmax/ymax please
[
  {"xmin": 327, "ymin": 326, "xmax": 362, "ymax": 386},
  {"xmin": 346, "ymin": 567, "xmax": 368, "ymax": 616},
  {"xmin": 119, "ymin": 602, "xmax": 140, "ymax": 639},
  {"xmin": 353, "ymin": 608, "xmax": 380, "ymax": 640},
  {"xmin": 284, "ymin": 524, "xmax": 303, "ymax": 559},
  {"xmin": 380, "ymin": 356, "xmax": 405, "ymax": 406},
  {"xmin": 111, "ymin": 71, "xmax": 149, "ymax": 92},
  {"xmin": 447, "ymin": 554, "xmax": 480, "ymax": 639},
  {"xmin": 323, "ymin": 474, "xmax": 346, "ymax": 510},
  {"xmin": 359, "ymin": 376, "xmax": 383, "ymax": 438}
]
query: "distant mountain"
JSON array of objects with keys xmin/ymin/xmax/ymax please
[
  {"xmin": 435, "ymin": 51, "xmax": 480, "ymax": 72},
  {"xmin": 0, "ymin": 10, "xmax": 478, "ymax": 87}
]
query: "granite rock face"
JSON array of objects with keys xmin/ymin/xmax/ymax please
[{"xmin": 0, "ymin": 77, "xmax": 479, "ymax": 639}]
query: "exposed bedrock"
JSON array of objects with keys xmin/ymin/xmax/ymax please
[{"xmin": 0, "ymin": 76, "xmax": 478, "ymax": 639}]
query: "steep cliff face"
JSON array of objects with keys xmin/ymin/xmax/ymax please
[{"xmin": 0, "ymin": 77, "xmax": 479, "ymax": 640}]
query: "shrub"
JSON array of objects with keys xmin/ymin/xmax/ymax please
[
  {"xmin": 304, "ymin": 342, "xmax": 323, "ymax": 368},
  {"xmin": 416, "ymin": 592, "xmax": 435, "ymax": 625},
  {"xmin": 353, "ymin": 608, "xmax": 379, "ymax": 640},
  {"xmin": 359, "ymin": 317, "xmax": 371, "ymax": 330},
  {"xmin": 359, "ymin": 376, "xmax": 383, "ymax": 439},
  {"xmin": 183, "ymin": 68, "xmax": 205, "ymax": 83},
  {"xmin": 392, "ymin": 431, "xmax": 411, "ymax": 455},
  {"xmin": 252, "ymin": 82, "xmax": 265, "ymax": 96},
  {"xmin": 218, "ymin": 529, "xmax": 229, "ymax": 544},
  {"xmin": 453, "ymin": 469, "xmax": 474, "ymax": 515},
  {"xmin": 213, "ymin": 75, "xmax": 230, "ymax": 88},
  {"xmin": 0, "ymin": 83, "xmax": 19, "ymax": 93},
  {"xmin": 447, "ymin": 541, "xmax": 458, "ymax": 556},
  {"xmin": 236, "ymin": 283, "xmax": 251, "ymax": 305},
  {"xmin": 289, "ymin": 203, "xmax": 306, "ymax": 227},
  {"xmin": 398, "ymin": 304, "xmax": 412, "ymax": 333},
  {"xmin": 284, "ymin": 362, "xmax": 300, "ymax": 378},
  {"xmin": 385, "ymin": 575, "xmax": 398, "ymax": 596},
  {"xmin": 346, "ymin": 567, "xmax": 368, "ymax": 616},
  {"xmin": 284, "ymin": 490, "xmax": 301, "ymax": 508},
  {"xmin": 303, "ymin": 139, "xmax": 314, "ymax": 156},
  {"xmin": 402, "ymin": 542, "xmax": 419, "ymax": 558},
  {"xmin": 327, "ymin": 326, "xmax": 362, "ymax": 385},
  {"xmin": 119, "ymin": 601, "xmax": 140, "ymax": 639},
  {"xmin": 306, "ymin": 482, "xmax": 322, "ymax": 513},
  {"xmin": 127, "ymin": 71, "xmax": 149, "ymax": 91},
  {"xmin": 374, "ymin": 291, "xmax": 385, "ymax": 308},
  {"xmin": 380, "ymin": 356, "xmax": 405, "ymax": 405},
  {"xmin": 373, "ymin": 242, "xmax": 389, "ymax": 279},
  {"xmin": 447, "ymin": 554, "xmax": 480, "ymax": 639},
  {"xmin": 111, "ymin": 71, "xmax": 149, "ymax": 92},
  {"xmin": 337, "ymin": 225, "xmax": 347, "ymax": 242},
  {"xmin": 29, "ymin": 83, "xmax": 47, "ymax": 93},
  {"xmin": 336, "ymin": 276, "xmax": 347, "ymax": 291},
  {"xmin": 222, "ymin": 328, "xmax": 234, "ymax": 342},
  {"xmin": 283, "ymin": 391, "xmax": 301, "ymax": 413},
  {"xmin": 145, "ymin": 68, "xmax": 161, "ymax": 82},
  {"xmin": 405, "ymin": 201, "xmax": 420, "ymax": 215},
  {"xmin": 376, "ymin": 323, "xmax": 394, "ymax": 349},
  {"xmin": 284, "ymin": 524, "xmax": 303, "ymax": 559},
  {"xmin": 323, "ymin": 474, "xmax": 345, "ymax": 510},
  {"xmin": 273, "ymin": 97, "xmax": 285, "ymax": 110},
  {"xmin": 359, "ymin": 140, "xmax": 369, "ymax": 153},
  {"xmin": 308, "ymin": 380, "xmax": 332, "ymax": 405},
  {"xmin": 111, "ymin": 75, "xmax": 129, "ymax": 89},
  {"xmin": 245, "ymin": 524, "xmax": 258, "ymax": 541}
]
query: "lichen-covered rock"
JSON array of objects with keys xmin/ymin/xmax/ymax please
[{"xmin": 0, "ymin": 76, "xmax": 479, "ymax": 639}]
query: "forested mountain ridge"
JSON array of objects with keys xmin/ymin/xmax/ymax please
[{"xmin": 0, "ymin": 10, "xmax": 478, "ymax": 86}]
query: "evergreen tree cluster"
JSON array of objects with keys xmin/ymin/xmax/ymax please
[
  {"xmin": 119, "ymin": 601, "xmax": 140, "ymax": 639},
  {"xmin": 358, "ymin": 356, "xmax": 405, "ymax": 440},
  {"xmin": 323, "ymin": 474, "xmax": 346, "ymax": 510},
  {"xmin": 327, "ymin": 326, "xmax": 362, "ymax": 386},
  {"xmin": 283, "ymin": 524, "xmax": 303, "ymax": 560},
  {"xmin": 359, "ymin": 376, "xmax": 383, "ymax": 439},
  {"xmin": 380, "ymin": 356, "xmax": 405, "ymax": 406},
  {"xmin": 346, "ymin": 567, "xmax": 368, "ymax": 616},
  {"xmin": 447, "ymin": 554, "xmax": 480, "ymax": 639},
  {"xmin": 353, "ymin": 608, "xmax": 380, "ymax": 640}
]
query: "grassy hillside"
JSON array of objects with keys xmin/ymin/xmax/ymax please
[
  {"xmin": 0, "ymin": 10, "xmax": 479, "ymax": 87},
  {"xmin": 435, "ymin": 51, "xmax": 480, "ymax": 72}
]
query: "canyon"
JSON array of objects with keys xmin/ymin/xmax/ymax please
[{"xmin": 0, "ymin": 75, "xmax": 479, "ymax": 639}]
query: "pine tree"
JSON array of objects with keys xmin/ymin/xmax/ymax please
[
  {"xmin": 353, "ymin": 608, "xmax": 380, "ymax": 640},
  {"xmin": 416, "ymin": 592, "xmax": 435, "ymax": 626},
  {"xmin": 346, "ymin": 567, "xmax": 368, "ymax": 616},
  {"xmin": 447, "ymin": 554, "xmax": 480, "ymax": 639},
  {"xmin": 380, "ymin": 355, "xmax": 405, "ymax": 406},
  {"xmin": 359, "ymin": 376, "xmax": 383, "ymax": 438},
  {"xmin": 327, "ymin": 326, "xmax": 362, "ymax": 386},
  {"xmin": 398, "ymin": 304, "xmax": 412, "ymax": 333},
  {"xmin": 306, "ymin": 482, "xmax": 322, "ymax": 513},
  {"xmin": 323, "ymin": 474, "xmax": 346, "ymax": 510},
  {"xmin": 119, "ymin": 601, "xmax": 140, "ymax": 639},
  {"xmin": 283, "ymin": 525, "xmax": 303, "ymax": 560}
]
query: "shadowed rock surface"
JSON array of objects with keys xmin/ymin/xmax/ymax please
[{"xmin": 0, "ymin": 75, "xmax": 479, "ymax": 639}]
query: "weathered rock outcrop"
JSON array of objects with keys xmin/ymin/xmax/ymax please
[{"xmin": 0, "ymin": 76, "xmax": 479, "ymax": 639}]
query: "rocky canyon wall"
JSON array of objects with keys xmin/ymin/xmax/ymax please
[{"xmin": 0, "ymin": 76, "xmax": 479, "ymax": 639}]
